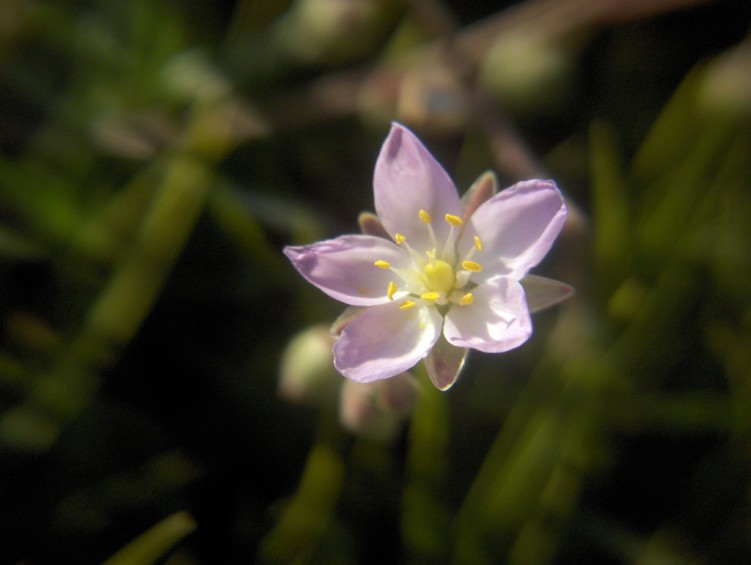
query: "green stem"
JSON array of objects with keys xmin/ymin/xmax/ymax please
[
  {"xmin": 257, "ymin": 410, "xmax": 345, "ymax": 564},
  {"xmin": 401, "ymin": 364, "xmax": 451, "ymax": 562}
]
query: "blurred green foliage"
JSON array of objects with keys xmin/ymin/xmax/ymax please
[{"xmin": 1, "ymin": 0, "xmax": 751, "ymax": 563}]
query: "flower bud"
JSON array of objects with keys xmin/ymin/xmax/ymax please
[
  {"xmin": 277, "ymin": 0, "xmax": 395, "ymax": 66},
  {"xmin": 339, "ymin": 372, "xmax": 419, "ymax": 442},
  {"xmin": 698, "ymin": 42, "xmax": 751, "ymax": 122},
  {"xmin": 479, "ymin": 32, "xmax": 575, "ymax": 117},
  {"xmin": 376, "ymin": 371, "xmax": 420, "ymax": 418},
  {"xmin": 279, "ymin": 325, "xmax": 341, "ymax": 406},
  {"xmin": 161, "ymin": 50, "xmax": 230, "ymax": 103}
]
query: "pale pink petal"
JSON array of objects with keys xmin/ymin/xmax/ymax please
[
  {"xmin": 284, "ymin": 235, "xmax": 408, "ymax": 306},
  {"xmin": 443, "ymin": 278, "xmax": 532, "ymax": 353},
  {"xmin": 521, "ymin": 274, "xmax": 574, "ymax": 313},
  {"xmin": 334, "ymin": 300, "xmax": 442, "ymax": 382},
  {"xmin": 374, "ymin": 123, "xmax": 461, "ymax": 249},
  {"xmin": 330, "ymin": 306, "xmax": 367, "ymax": 337},
  {"xmin": 424, "ymin": 335, "xmax": 469, "ymax": 390},
  {"xmin": 459, "ymin": 180, "xmax": 567, "ymax": 281}
]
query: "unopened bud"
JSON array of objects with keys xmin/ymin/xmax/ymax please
[
  {"xmin": 698, "ymin": 42, "xmax": 751, "ymax": 121},
  {"xmin": 161, "ymin": 50, "xmax": 230, "ymax": 103},
  {"xmin": 277, "ymin": 0, "xmax": 393, "ymax": 66},
  {"xmin": 480, "ymin": 32, "xmax": 575, "ymax": 116},
  {"xmin": 339, "ymin": 372, "xmax": 419, "ymax": 442},
  {"xmin": 279, "ymin": 325, "xmax": 340, "ymax": 406}
]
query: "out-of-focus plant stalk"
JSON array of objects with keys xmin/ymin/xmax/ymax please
[
  {"xmin": 451, "ymin": 353, "xmax": 608, "ymax": 565},
  {"xmin": 0, "ymin": 60, "xmax": 241, "ymax": 451},
  {"xmin": 102, "ymin": 511, "xmax": 196, "ymax": 565},
  {"xmin": 64, "ymin": 174, "xmax": 157, "ymax": 265},
  {"xmin": 590, "ymin": 121, "xmax": 631, "ymax": 297},
  {"xmin": 257, "ymin": 412, "xmax": 346, "ymax": 563},
  {"xmin": 401, "ymin": 365, "xmax": 451, "ymax": 561},
  {"xmin": 84, "ymin": 156, "xmax": 210, "ymax": 349},
  {"xmin": 209, "ymin": 184, "xmax": 288, "ymax": 278}
]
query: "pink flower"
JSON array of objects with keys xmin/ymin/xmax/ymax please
[{"xmin": 284, "ymin": 123, "xmax": 570, "ymax": 390}]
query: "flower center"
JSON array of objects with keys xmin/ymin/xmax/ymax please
[
  {"xmin": 423, "ymin": 259, "xmax": 454, "ymax": 293},
  {"xmin": 374, "ymin": 208, "xmax": 484, "ymax": 309}
]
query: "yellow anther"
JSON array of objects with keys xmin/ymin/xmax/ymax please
[
  {"xmin": 418, "ymin": 209, "xmax": 432, "ymax": 224},
  {"xmin": 395, "ymin": 233, "xmax": 406, "ymax": 244},
  {"xmin": 421, "ymin": 291, "xmax": 440, "ymax": 301},
  {"xmin": 462, "ymin": 260, "xmax": 483, "ymax": 272},
  {"xmin": 445, "ymin": 213, "xmax": 463, "ymax": 227},
  {"xmin": 374, "ymin": 260, "xmax": 391, "ymax": 269},
  {"xmin": 400, "ymin": 300, "xmax": 416, "ymax": 310},
  {"xmin": 387, "ymin": 281, "xmax": 397, "ymax": 300},
  {"xmin": 459, "ymin": 292, "xmax": 474, "ymax": 306},
  {"xmin": 474, "ymin": 236, "xmax": 483, "ymax": 251}
]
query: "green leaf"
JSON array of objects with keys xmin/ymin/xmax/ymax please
[
  {"xmin": 102, "ymin": 511, "xmax": 196, "ymax": 565},
  {"xmin": 0, "ymin": 225, "xmax": 48, "ymax": 260},
  {"xmin": 589, "ymin": 121, "xmax": 631, "ymax": 293}
]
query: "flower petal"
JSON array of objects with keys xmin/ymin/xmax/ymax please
[
  {"xmin": 521, "ymin": 274, "xmax": 574, "ymax": 313},
  {"xmin": 424, "ymin": 334, "xmax": 469, "ymax": 390},
  {"xmin": 374, "ymin": 123, "xmax": 461, "ymax": 249},
  {"xmin": 330, "ymin": 306, "xmax": 367, "ymax": 336},
  {"xmin": 460, "ymin": 179, "xmax": 567, "ymax": 281},
  {"xmin": 443, "ymin": 278, "xmax": 532, "ymax": 353},
  {"xmin": 334, "ymin": 300, "xmax": 442, "ymax": 382},
  {"xmin": 284, "ymin": 235, "xmax": 408, "ymax": 306}
]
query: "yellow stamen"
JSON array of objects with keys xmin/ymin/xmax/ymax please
[
  {"xmin": 462, "ymin": 260, "xmax": 483, "ymax": 272},
  {"xmin": 474, "ymin": 236, "xmax": 483, "ymax": 251},
  {"xmin": 459, "ymin": 292, "xmax": 474, "ymax": 305},
  {"xmin": 418, "ymin": 209, "xmax": 432, "ymax": 224},
  {"xmin": 395, "ymin": 233, "xmax": 406, "ymax": 245},
  {"xmin": 445, "ymin": 213, "xmax": 463, "ymax": 227},
  {"xmin": 387, "ymin": 281, "xmax": 397, "ymax": 300},
  {"xmin": 374, "ymin": 260, "xmax": 391, "ymax": 269},
  {"xmin": 400, "ymin": 300, "xmax": 416, "ymax": 310},
  {"xmin": 421, "ymin": 291, "xmax": 440, "ymax": 301}
]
